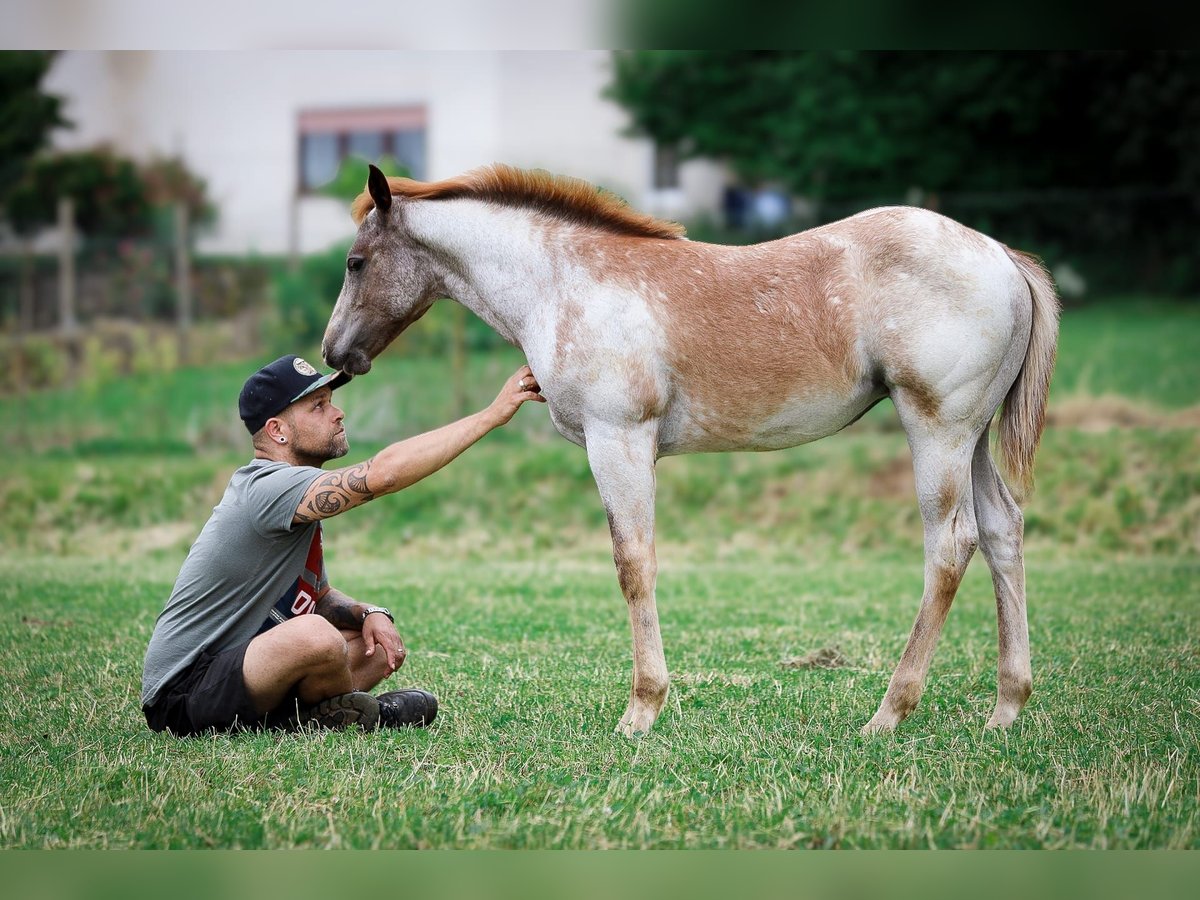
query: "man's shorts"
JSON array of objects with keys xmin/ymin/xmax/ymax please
[{"xmin": 142, "ymin": 641, "xmax": 299, "ymax": 737}]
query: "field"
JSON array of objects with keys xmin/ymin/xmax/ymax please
[{"xmin": 0, "ymin": 298, "xmax": 1197, "ymax": 848}]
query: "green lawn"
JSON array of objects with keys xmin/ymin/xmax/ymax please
[
  {"xmin": 1, "ymin": 553, "xmax": 1196, "ymax": 849},
  {"xmin": 1, "ymin": 296, "xmax": 1197, "ymax": 848}
]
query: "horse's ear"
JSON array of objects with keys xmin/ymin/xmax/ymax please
[{"xmin": 367, "ymin": 164, "xmax": 393, "ymax": 216}]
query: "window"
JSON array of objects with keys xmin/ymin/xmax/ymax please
[{"xmin": 297, "ymin": 106, "xmax": 428, "ymax": 192}]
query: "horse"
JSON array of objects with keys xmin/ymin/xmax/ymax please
[{"xmin": 322, "ymin": 163, "xmax": 1059, "ymax": 738}]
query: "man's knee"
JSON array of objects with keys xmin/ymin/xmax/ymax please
[{"xmin": 287, "ymin": 616, "xmax": 349, "ymax": 668}]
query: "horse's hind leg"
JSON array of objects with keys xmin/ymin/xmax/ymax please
[
  {"xmin": 863, "ymin": 425, "xmax": 981, "ymax": 734},
  {"xmin": 585, "ymin": 419, "xmax": 669, "ymax": 738},
  {"xmin": 971, "ymin": 433, "xmax": 1033, "ymax": 728}
]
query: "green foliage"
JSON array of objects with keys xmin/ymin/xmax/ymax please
[
  {"xmin": 608, "ymin": 51, "xmax": 1200, "ymax": 199},
  {"xmin": 140, "ymin": 155, "xmax": 218, "ymax": 233},
  {"xmin": 608, "ymin": 51, "xmax": 1200, "ymax": 293},
  {"xmin": 4, "ymin": 145, "xmax": 216, "ymax": 244},
  {"xmin": 0, "ymin": 51, "xmax": 69, "ymax": 206},
  {"xmin": 321, "ymin": 154, "xmax": 410, "ymax": 203},
  {"xmin": 5, "ymin": 146, "xmax": 149, "ymax": 237},
  {"xmin": 269, "ymin": 244, "xmax": 348, "ymax": 348},
  {"xmin": 9, "ymin": 334, "xmax": 68, "ymax": 389}
]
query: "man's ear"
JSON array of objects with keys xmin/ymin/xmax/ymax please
[
  {"xmin": 264, "ymin": 417, "xmax": 288, "ymax": 444},
  {"xmin": 368, "ymin": 164, "xmax": 393, "ymax": 216}
]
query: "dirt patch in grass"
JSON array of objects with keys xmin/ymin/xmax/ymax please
[
  {"xmin": 780, "ymin": 646, "xmax": 854, "ymax": 669},
  {"xmin": 1046, "ymin": 396, "xmax": 1200, "ymax": 432}
]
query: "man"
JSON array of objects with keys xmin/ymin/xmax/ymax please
[{"xmin": 141, "ymin": 354, "xmax": 545, "ymax": 735}]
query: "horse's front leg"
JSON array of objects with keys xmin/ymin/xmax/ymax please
[{"xmin": 585, "ymin": 419, "xmax": 667, "ymax": 738}]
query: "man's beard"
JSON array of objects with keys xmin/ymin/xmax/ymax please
[
  {"xmin": 296, "ymin": 431, "xmax": 349, "ymax": 465},
  {"xmin": 325, "ymin": 432, "xmax": 350, "ymax": 461}
]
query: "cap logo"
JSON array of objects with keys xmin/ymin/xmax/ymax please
[{"xmin": 293, "ymin": 358, "xmax": 318, "ymax": 376}]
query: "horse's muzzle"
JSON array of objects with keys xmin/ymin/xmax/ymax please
[
  {"xmin": 339, "ymin": 348, "xmax": 374, "ymax": 376},
  {"xmin": 322, "ymin": 340, "xmax": 373, "ymax": 376}
]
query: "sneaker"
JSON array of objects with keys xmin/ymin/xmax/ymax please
[
  {"xmin": 377, "ymin": 689, "xmax": 438, "ymax": 728},
  {"xmin": 298, "ymin": 691, "xmax": 381, "ymax": 731}
]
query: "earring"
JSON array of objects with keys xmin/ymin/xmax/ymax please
[{"xmin": 279, "ymin": 437, "xmax": 286, "ymax": 444}]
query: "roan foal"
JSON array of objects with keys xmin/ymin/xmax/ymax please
[{"xmin": 322, "ymin": 164, "xmax": 1059, "ymax": 738}]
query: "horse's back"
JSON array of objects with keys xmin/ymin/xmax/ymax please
[{"xmin": 646, "ymin": 207, "xmax": 1029, "ymax": 452}]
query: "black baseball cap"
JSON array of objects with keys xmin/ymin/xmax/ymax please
[{"xmin": 239, "ymin": 355, "xmax": 352, "ymax": 434}]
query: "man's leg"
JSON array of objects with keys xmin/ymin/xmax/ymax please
[
  {"xmin": 340, "ymin": 628, "xmax": 437, "ymax": 727},
  {"xmin": 338, "ymin": 628, "xmax": 404, "ymax": 692},
  {"xmin": 242, "ymin": 615, "xmax": 357, "ymax": 713}
]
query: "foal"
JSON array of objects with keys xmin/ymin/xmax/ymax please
[{"xmin": 322, "ymin": 164, "xmax": 1059, "ymax": 737}]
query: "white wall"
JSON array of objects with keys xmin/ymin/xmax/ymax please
[{"xmin": 42, "ymin": 51, "xmax": 728, "ymax": 255}]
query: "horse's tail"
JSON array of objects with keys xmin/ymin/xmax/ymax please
[{"xmin": 997, "ymin": 248, "xmax": 1060, "ymax": 502}]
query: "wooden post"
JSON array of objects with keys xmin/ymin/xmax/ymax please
[
  {"xmin": 57, "ymin": 196, "xmax": 77, "ymax": 335},
  {"xmin": 174, "ymin": 200, "xmax": 192, "ymax": 361},
  {"xmin": 18, "ymin": 241, "xmax": 34, "ymax": 336},
  {"xmin": 287, "ymin": 192, "xmax": 301, "ymax": 273}
]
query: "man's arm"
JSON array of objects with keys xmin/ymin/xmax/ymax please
[
  {"xmin": 316, "ymin": 587, "xmax": 405, "ymax": 673},
  {"xmin": 293, "ymin": 365, "xmax": 543, "ymax": 525},
  {"xmin": 313, "ymin": 586, "xmax": 369, "ymax": 630}
]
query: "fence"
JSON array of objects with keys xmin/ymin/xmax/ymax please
[{"xmin": 0, "ymin": 199, "xmax": 279, "ymax": 390}]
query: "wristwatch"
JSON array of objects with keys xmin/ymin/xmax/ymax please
[{"xmin": 362, "ymin": 606, "xmax": 395, "ymax": 623}]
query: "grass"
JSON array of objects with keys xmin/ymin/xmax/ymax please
[
  {"xmin": 1052, "ymin": 297, "xmax": 1200, "ymax": 408},
  {"xmin": 1, "ymin": 295, "xmax": 1197, "ymax": 848},
  {"xmin": 1, "ymin": 554, "xmax": 1196, "ymax": 848}
]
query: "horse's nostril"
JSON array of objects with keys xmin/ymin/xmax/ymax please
[{"xmin": 346, "ymin": 350, "xmax": 373, "ymax": 376}]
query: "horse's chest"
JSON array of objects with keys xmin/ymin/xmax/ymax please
[{"xmin": 545, "ymin": 400, "xmax": 587, "ymax": 448}]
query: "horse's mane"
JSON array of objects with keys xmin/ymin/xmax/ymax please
[{"xmin": 351, "ymin": 164, "xmax": 687, "ymax": 240}]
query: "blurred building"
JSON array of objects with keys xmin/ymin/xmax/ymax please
[{"xmin": 43, "ymin": 51, "xmax": 727, "ymax": 256}]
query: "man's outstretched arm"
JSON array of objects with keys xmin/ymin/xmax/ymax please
[{"xmin": 293, "ymin": 364, "xmax": 543, "ymax": 525}]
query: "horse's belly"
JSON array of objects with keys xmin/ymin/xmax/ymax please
[{"xmin": 659, "ymin": 382, "xmax": 883, "ymax": 455}]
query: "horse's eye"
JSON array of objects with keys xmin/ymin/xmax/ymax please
[{"xmin": 347, "ymin": 256, "xmax": 364, "ymax": 273}]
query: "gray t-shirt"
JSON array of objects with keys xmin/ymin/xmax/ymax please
[{"xmin": 141, "ymin": 459, "xmax": 329, "ymax": 707}]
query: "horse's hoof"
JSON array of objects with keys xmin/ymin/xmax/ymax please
[
  {"xmin": 615, "ymin": 703, "xmax": 658, "ymax": 738},
  {"xmin": 985, "ymin": 706, "xmax": 1021, "ymax": 729},
  {"xmin": 860, "ymin": 716, "xmax": 898, "ymax": 736}
]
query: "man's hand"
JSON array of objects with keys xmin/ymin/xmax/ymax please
[
  {"xmin": 485, "ymin": 365, "xmax": 545, "ymax": 428},
  {"xmin": 363, "ymin": 613, "xmax": 406, "ymax": 674}
]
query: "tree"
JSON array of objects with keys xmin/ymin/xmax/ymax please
[
  {"xmin": 607, "ymin": 52, "xmax": 1200, "ymax": 292},
  {"xmin": 4, "ymin": 146, "xmax": 216, "ymax": 241},
  {"xmin": 5, "ymin": 146, "xmax": 151, "ymax": 238},
  {"xmin": 0, "ymin": 52, "xmax": 69, "ymax": 207},
  {"xmin": 607, "ymin": 52, "xmax": 1200, "ymax": 200}
]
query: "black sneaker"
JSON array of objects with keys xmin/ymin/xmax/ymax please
[
  {"xmin": 377, "ymin": 689, "xmax": 438, "ymax": 728},
  {"xmin": 298, "ymin": 691, "xmax": 381, "ymax": 731}
]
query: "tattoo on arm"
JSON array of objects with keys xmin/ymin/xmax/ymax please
[
  {"xmin": 294, "ymin": 461, "xmax": 376, "ymax": 524},
  {"xmin": 315, "ymin": 589, "xmax": 362, "ymax": 630}
]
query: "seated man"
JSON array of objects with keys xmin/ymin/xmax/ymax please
[{"xmin": 141, "ymin": 354, "xmax": 544, "ymax": 735}]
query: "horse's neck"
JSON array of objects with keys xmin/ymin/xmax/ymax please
[{"xmin": 410, "ymin": 201, "xmax": 562, "ymax": 351}]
